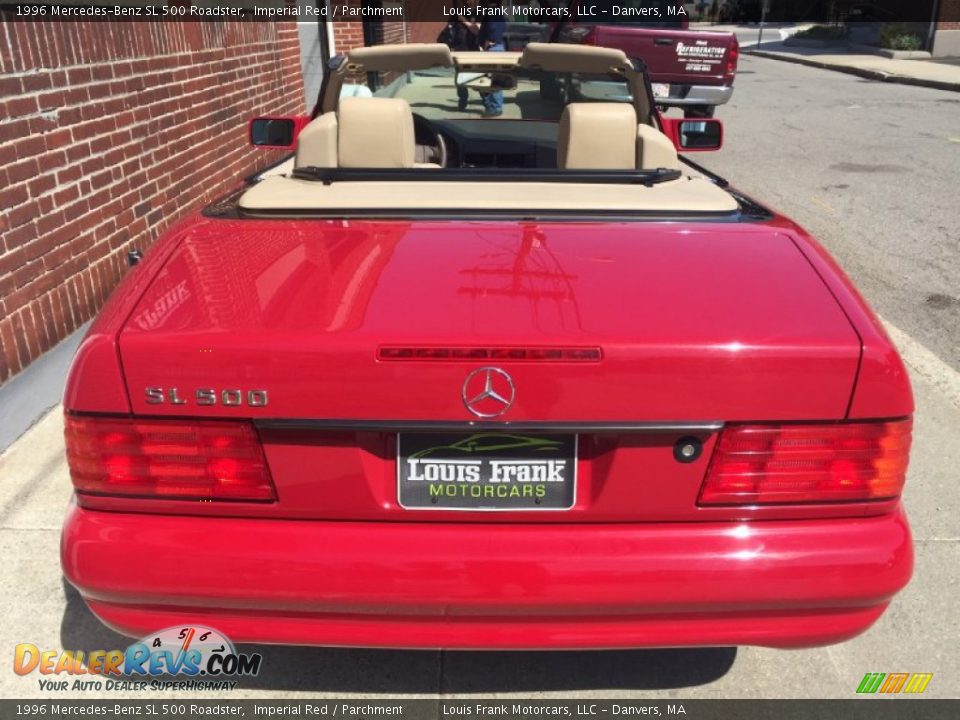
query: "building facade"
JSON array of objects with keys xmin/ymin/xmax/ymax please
[{"xmin": 0, "ymin": 21, "xmax": 305, "ymax": 384}]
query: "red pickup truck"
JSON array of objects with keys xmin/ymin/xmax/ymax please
[{"xmin": 546, "ymin": 1, "xmax": 739, "ymax": 117}]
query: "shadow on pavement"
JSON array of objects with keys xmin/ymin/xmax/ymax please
[
  {"xmin": 434, "ymin": 648, "xmax": 737, "ymax": 693},
  {"xmin": 61, "ymin": 581, "xmax": 736, "ymax": 694}
]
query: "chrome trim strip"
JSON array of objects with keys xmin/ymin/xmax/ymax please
[{"xmin": 255, "ymin": 420, "xmax": 723, "ymax": 433}]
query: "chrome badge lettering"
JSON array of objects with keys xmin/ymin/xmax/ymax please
[{"xmin": 144, "ymin": 388, "xmax": 268, "ymax": 407}]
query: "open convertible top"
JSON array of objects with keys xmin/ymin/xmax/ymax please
[{"xmin": 239, "ymin": 43, "xmax": 738, "ymax": 217}]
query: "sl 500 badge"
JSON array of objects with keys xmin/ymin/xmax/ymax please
[{"xmin": 145, "ymin": 387, "xmax": 268, "ymax": 407}]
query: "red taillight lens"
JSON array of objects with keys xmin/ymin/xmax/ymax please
[
  {"xmin": 65, "ymin": 416, "xmax": 276, "ymax": 502},
  {"xmin": 699, "ymin": 419, "xmax": 911, "ymax": 506},
  {"xmin": 727, "ymin": 38, "xmax": 740, "ymax": 76}
]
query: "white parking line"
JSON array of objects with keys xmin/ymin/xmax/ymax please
[{"xmin": 881, "ymin": 316, "xmax": 960, "ymax": 411}]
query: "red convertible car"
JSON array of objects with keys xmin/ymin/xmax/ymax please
[{"xmin": 61, "ymin": 43, "xmax": 913, "ymax": 650}]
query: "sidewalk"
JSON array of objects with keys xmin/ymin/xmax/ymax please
[{"xmin": 747, "ymin": 41, "xmax": 960, "ymax": 92}]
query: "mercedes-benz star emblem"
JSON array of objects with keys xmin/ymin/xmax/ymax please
[{"xmin": 462, "ymin": 367, "xmax": 515, "ymax": 418}]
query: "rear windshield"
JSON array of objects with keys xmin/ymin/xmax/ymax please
[{"xmin": 350, "ymin": 67, "xmax": 633, "ymax": 122}]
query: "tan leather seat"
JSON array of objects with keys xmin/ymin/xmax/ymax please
[
  {"xmin": 295, "ymin": 113, "xmax": 339, "ymax": 169},
  {"xmin": 557, "ymin": 103, "xmax": 679, "ymax": 171},
  {"xmin": 296, "ymin": 97, "xmax": 437, "ymax": 169},
  {"xmin": 338, "ymin": 97, "xmax": 416, "ymax": 168}
]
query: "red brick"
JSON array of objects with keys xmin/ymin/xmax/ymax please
[
  {"xmin": 0, "ymin": 318, "xmax": 21, "ymax": 378},
  {"xmin": 0, "ymin": 20, "xmax": 307, "ymax": 382},
  {"xmin": 5, "ymin": 203, "xmax": 36, "ymax": 232},
  {"xmin": 27, "ymin": 174, "xmax": 56, "ymax": 198},
  {"xmin": 4, "ymin": 96, "xmax": 39, "ymax": 117},
  {"xmin": 21, "ymin": 73, "xmax": 53, "ymax": 93},
  {"xmin": 44, "ymin": 129, "xmax": 72, "ymax": 151},
  {"xmin": 39, "ymin": 294, "xmax": 58, "ymax": 352},
  {"xmin": 0, "ymin": 185, "xmax": 29, "ymax": 211},
  {"xmin": 3, "ymin": 222, "xmax": 38, "ymax": 253},
  {"xmin": 27, "ymin": 115, "xmax": 58, "ymax": 134},
  {"xmin": 6, "ymin": 158, "xmax": 39, "ymax": 185},
  {"xmin": 22, "ymin": 303, "xmax": 45, "ymax": 355},
  {"xmin": 13, "ymin": 308, "xmax": 38, "ymax": 362},
  {"xmin": 0, "ymin": 76, "xmax": 21, "ymax": 97},
  {"xmin": 0, "ymin": 118, "xmax": 31, "ymax": 145},
  {"xmin": 67, "ymin": 67, "xmax": 93, "ymax": 85},
  {"xmin": 36, "ymin": 91, "xmax": 66, "ymax": 113},
  {"xmin": 13, "ymin": 135, "xmax": 46, "ymax": 161}
]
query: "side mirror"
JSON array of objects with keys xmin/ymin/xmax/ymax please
[
  {"xmin": 249, "ymin": 117, "xmax": 308, "ymax": 149},
  {"xmin": 660, "ymin": 116, "xmax": 724, "ymax": 152}
]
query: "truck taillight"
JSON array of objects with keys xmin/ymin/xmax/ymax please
[
  {"xmin": 699, "ymin": 419, "xmax": 911, "ymax": 506},
  {"xmin": 65, "ymin": 415, "xmax": 276, "ymax": 502},
  {"xmin": 727, "ymin": 37, "xmax": 739, "ymax": 76}
]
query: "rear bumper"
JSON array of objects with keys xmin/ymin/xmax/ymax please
[
  {"xmin": 62, "ymin": 503, "xmax": 912, "ymax": 650},
  {"xmin": 659, "ymin": 84, "xmax": 735, "ymax": 107}
]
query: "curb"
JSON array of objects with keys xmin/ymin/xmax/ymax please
[
  {"xmin": 0, "ymin": 322, "xmax": 88, "ymax": 454},
  {"xmin": 746, "ymin": 49, "xmax": 960, "ymax": 93}
]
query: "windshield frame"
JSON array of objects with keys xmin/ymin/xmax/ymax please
[{"xmin": 315, "ymin": 45, "xmax": 657, "ymax": 127}]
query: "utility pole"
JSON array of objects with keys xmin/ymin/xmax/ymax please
[
  {"xmin": 758, "ymin": 0, "xmax": 770, "ymax": 48},
  {"xmin": 927, "ymin": 0, "xmax": 941, "ymax": 53}
]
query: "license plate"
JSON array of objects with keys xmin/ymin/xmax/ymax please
[
  {"xmin": 397, "ymin": 433, "xmax": 577, "ymax": 511},
  {"xmin": 652, "ymin": 83, "xmax": 670, "ymax": 98}
]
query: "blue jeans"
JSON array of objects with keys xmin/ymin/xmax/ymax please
[{"xmin": 483, "ymin": 43, "xmax": 505, "ymax": 114}]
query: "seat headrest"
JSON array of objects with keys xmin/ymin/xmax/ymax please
[
  {"xmin": 295, "ymin": 113, "xmax": 338, "ymax": 169},
  {"xmin": 338, "ymin": 97, "xmax": 416, "ymax": 169},
  {"xmin": 558, "ymin": 103, "xmax": 637, "ymax": 170}
]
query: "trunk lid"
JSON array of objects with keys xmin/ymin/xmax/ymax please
[{"xmin": 120, "ymin": 219, "xmax": 859, "ymax": 423}]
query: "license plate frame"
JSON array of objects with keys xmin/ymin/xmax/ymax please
[{"xmin": 396, "ymin": 432, "xmax": 577, "ymax": 512}]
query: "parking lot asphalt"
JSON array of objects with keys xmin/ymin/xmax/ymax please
[{"xmin": 1, "ymin": 55, "xmax": 958, "ymax": 699}]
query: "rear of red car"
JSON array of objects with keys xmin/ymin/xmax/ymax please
[
  {"xmin": 60, "ymin": 213, "xmax": 913, "ymax": 649},
  {"xmin": 556, "ymin": 2, "xmax": 739, "ymax": 117}
]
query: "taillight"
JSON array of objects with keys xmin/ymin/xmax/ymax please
[
  {"xmin": 699, "ymin": 419, "xmax": 911, "ymax": 506},
  {"xmin": 65, "ymin": 415, "xmax": 276, "ymax": 502},
  {"xmin": 726, "ymin": 38, "xmax": 739, "ymax": 76}
]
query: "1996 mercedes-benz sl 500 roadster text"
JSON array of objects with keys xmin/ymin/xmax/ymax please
[{"xmin": 61, "ymin": 43, "xmax": 913, "ymax": 650}]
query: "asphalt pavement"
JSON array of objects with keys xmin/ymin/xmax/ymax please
[
  {"xmin": 703, "ymin": 55, "xmax": 960, "ymax": 374},
  {"xmin": 1, "ymin": 56, "xmax": 958, "ymax": 700}
]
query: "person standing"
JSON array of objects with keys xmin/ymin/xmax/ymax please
[
  {"xmin": 477, "ymin": 18, "xmax": 507, "ymax": 117},
  {"xmin": 439, "ymin": 15, "xmax": 479, "ymax": 111},
  {"xmin": 458, "ymin": 8, "xmax": 507, "ymax": 118}
]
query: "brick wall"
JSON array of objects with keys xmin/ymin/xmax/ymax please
[
  {"xmin": 381, "ymin": 20, "xmax": 407, "ymax": 46},
  {"xmin": 407, "ymin": 22, "xmax": 447, "ymax": 45},
  {"xmin": 937, "ymin": 0, "xmax": 960, "ymax": 29},
  {"xmin": 0, "ymin": 21, "xmax": 305, "ymax": 385},
  {"xmin": 332, "ymin": 22, "xmax": 366, "ymax": 52},
  {"xmin": 331, "ymin": 20, "xmax": 410, "ymax": 53}
]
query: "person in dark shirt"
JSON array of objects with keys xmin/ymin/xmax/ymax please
[
  {"xmin": 438, "ymin": 16, "xmax": 479, "ymax": 110},
  {"xmin": 477, "ymin": 19, "xmax": 506, "ymax": 51},
  {"xmin": 477, "ymin": 19, "xmax": 507, "ymax": 117},
  {"xmin": 458, "ymin": 8, "xmax": 507, "ymax": 117}
]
